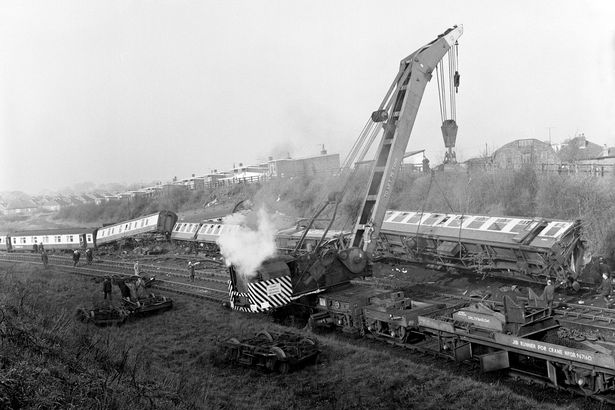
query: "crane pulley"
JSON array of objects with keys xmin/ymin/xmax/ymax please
[{"xmin": 436, "ymin": 40, "xmax": 461, "ymax": 164}]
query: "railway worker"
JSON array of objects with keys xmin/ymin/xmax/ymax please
[
  {"xmin": 72, "ymin": 249, "xmax": 80, "ymax": 267},
  {"xmin": 541, "ymin": 279, "xmax": 555, "ymax": 315},
  {"xmin": 598, "ymin": 273, "xmax": 613, "ymax": 308},
  {"xmin": 134, "ymin": 260, "xmax": 141, "ymax": 276},
  {"xmin": 188, "ymin": 261, "xmax": 195, "ymax": 282},
  {"xmin": 135, "ymin": 276, "xmax": 145, "ymax": 298},
  {"xmin": 85, "ymin": 248, "xmax": 93, "ymax": 265},
  {"xmin": 41, "ymin": 250, "xmax": 49, "ymax": 268},
  {"xmin": 599, "ymin": 257, "xmax": 611, "ymax": 279},
  {"xmin": 103, "ymin": 276, "xmax": 112, "ymax": 301}
]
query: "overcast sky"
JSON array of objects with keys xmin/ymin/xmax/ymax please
[{"xmin": 1, "ymin": 0, "xmax": 614, "ymax": 194}]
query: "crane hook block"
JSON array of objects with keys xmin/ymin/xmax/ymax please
[
  {"xmin": 441, "ymin": 119, "xmax": 458, "ymax": 148},
  {"xmin": 371, "ymin": 110, "xmax": 389, "ymax": 123}
]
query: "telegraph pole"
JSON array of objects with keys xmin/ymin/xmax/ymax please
[{"xmin": 547, "ymin": 127, "xmax": 555, "ymax": 145}]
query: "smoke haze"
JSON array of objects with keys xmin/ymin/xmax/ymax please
[{"xmin": 216, "ymin": 207, "xmax": 278, "ymax": 278}]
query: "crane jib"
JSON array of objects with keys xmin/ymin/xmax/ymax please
[{"xmin": 350, "ymin": 25, "xmax": 463, "ymax": 255}]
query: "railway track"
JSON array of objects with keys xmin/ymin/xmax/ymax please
[
  {"xmin": 0, "ymin": 252, "xmax": 229, "ymax": 303},
  {"xmin": 3, "ymin": 251, "xmax": 615, "ymax": 405}
]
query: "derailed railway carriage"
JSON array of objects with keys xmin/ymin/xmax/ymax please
[
  {"xmin": 379, "ymin": 210, "xmax": 585, "ymax": 283},
  {"xmin": 9, "ymin": 228, "xmax": 97, "ymax": 252},
  {"xmin": 0, "ymin": 234, "xmax": 11, "ymax": 251},
  {"xmin": 96, "ymin": 211, "xmax": 177, "ymax": 246}
]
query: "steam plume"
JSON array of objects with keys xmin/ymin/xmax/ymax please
[{"xmin": 217, "ymin": 207, "xmax": 277, "ymax": 278}]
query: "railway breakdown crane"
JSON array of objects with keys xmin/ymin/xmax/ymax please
[
  {"xmin": 227, "ymin": 26, "xmax": 463, "ymax": 312},
  {"xmin": 223, "ymin": 26, "xmax": 615, "ymax": 399}
]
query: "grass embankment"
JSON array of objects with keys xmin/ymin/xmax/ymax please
[{"xmin": 0, "ymin": 263, "xmax": 595, "ymax": 409}]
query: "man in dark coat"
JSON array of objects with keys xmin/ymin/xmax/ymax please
[
  {"xmin": 541, "ymin": 279, "xmax": 555, "ymax": 315},
  {"xmin": 103, "ymin": 276, "xmax": 112, "ymax": 301},
  {"xmin": 41, "ymin": 250, "xmax": 49, "ymax": 268},
  {"xmin": 86, "ymin": 248, "xmax": 93, "ymax": 265},
  {"xmin": 188, "ymin": 261, "xmax": 195, "ymax": 282},
  {"xmin": 72, "ymin": 250, "xmax": 80, "ymax": 267}
]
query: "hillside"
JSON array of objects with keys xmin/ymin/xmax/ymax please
[{"xmin": 2, "ymin": 167, "xmax": 614, "ymax": 257}]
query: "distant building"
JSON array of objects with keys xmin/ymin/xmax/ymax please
[
  {"xmin": 557, "ymin": 134, "xmax": 605, "ymax": 162},
  {"xmin": 178, "ymin": 174, "xmax": 206, "ymax": 190},
  {"xmin": 268, "ymin": 153, "xmax": 340, "ymax": 178},
  {"xmin": 39, "ymin": 198, "xmax": 61, "ymax": 212},
  {"xmin": 4, "ymin": 198, "xmax": 38, "ymax": 216},
  {"xmin": 162, "ymin": 184, "xmax": 187, "ymax": 196},
  {"xmin": 492, "ymin": 138, "xmax": 559, "ymax": 169}
]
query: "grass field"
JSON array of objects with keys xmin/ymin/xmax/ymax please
[{"xmin": 0, "ymin": 262, "xmax": 599, "ymax": 409}]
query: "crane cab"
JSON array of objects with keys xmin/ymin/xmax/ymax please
[{"xmin": 228, "ymin": 256, "xmax": 296, "ymax": 313}]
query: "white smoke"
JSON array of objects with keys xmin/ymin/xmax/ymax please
[{"xmin": 216, "ymin": 207, "xmax": 278, "ymax": 278}]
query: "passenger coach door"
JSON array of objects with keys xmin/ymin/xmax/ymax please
[{"xmin": 79, "ymin": 234, "xmax": 86, "ymax": 249}]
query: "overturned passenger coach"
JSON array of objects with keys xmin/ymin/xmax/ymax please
[{"xmin": 379, "ymin": 210, "xmax": 585, "ymax": 283}]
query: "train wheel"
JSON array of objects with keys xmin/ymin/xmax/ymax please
[
  {"xmin": 257, "ymin": 331, "xmax": 274, "ymax": 342},
  {"xmin": 300, "ymin": 338, "xmax": 315, "ymax": 346}
]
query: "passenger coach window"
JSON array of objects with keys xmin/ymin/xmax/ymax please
[
  {"xmin": 55, "ymin": 236, "xmax": 61, "ymax": 242},
  {"xmin": 487, "ymin": 218, "xmax": 511, "ymax": 231},
  {"xmin": 422, "ymin": 214, "xmax": 443, "ymax": 226},
  {"xmin": 406, "ymin": 214, "xmax": 422, "ymax": 224},
  {"xmin": 392, "ymin": 212, "xmax": 409, "ymax": 223},
  {"xmin": 541, "ymin": 222, "xmax": 567, "ymax": 237},
  {"xmin": 446, "ymin": 216, "xmax": 463, "ymax": 227},
  {"xmin": 466, "ymin": 216, "xmax": 489, "ymax": 229},
  {"xmin": 509, "ymin": 220, "xmax": 531, "ymax": 234}
]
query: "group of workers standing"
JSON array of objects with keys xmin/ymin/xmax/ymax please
[
  {"xmin": 39, "ymin": 245, "xmax": 94, "ymax": 268},
  {"xmin": 72, "ymin": 248, "xmax": 93, "ymax": 267}
]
